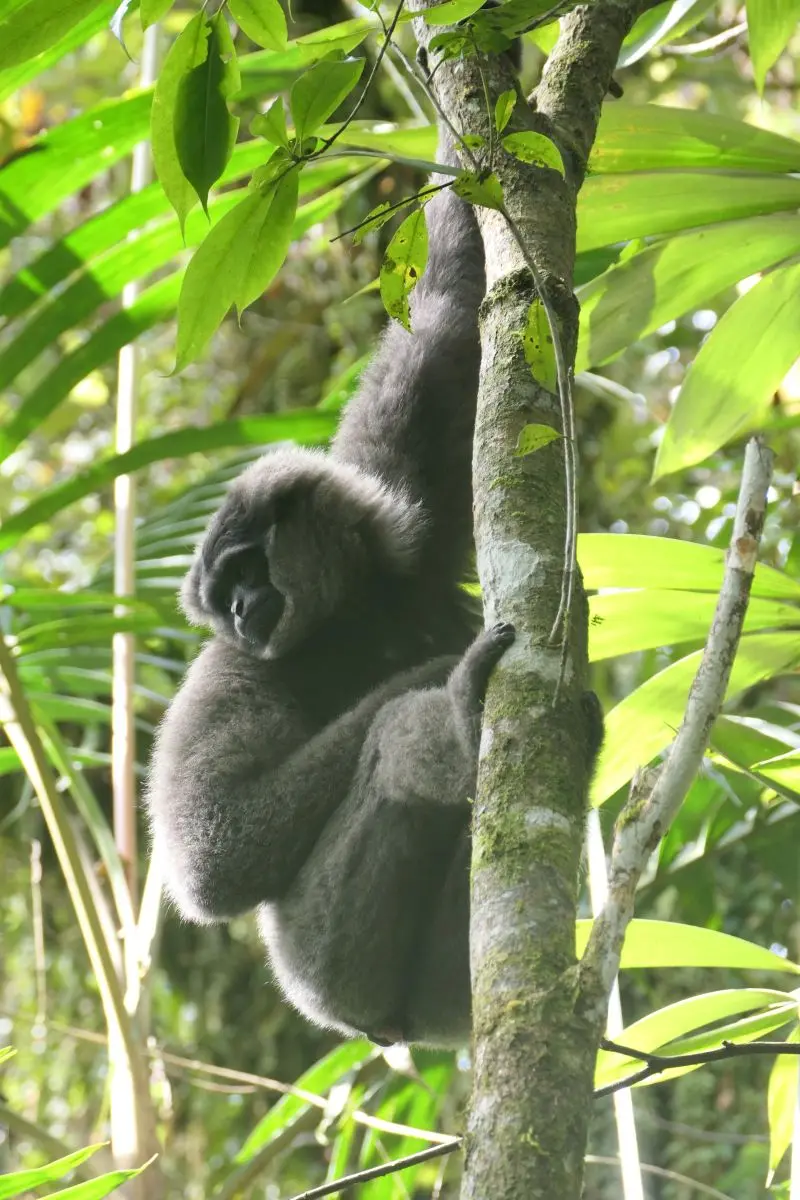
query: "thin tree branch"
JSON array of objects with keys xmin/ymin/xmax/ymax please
[
  {"xmin": 582, "ymin": 437, "xmax": 774, "ymax": 1011},
  {"xmin": 288, "ymin": 1138, "xmax": 462, "ymax": 1200},
  {"xmin": 596, "ymin": 1037, "xmax": 800, "ymax": 1098}
]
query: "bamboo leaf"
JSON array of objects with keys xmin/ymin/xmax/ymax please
[
  {"xmin": 746, "ymin": 0, "xmax": 800, "ymax": 92},
  {"xmin": 379, "ymin": 207, "xmax": 428, "ymax": 330},
  {"xmin": 767, "ymin": 1027, "xmax": 800, "ymax": 1183},
  {"xmin": 0, "ymin": 1143, "xmax": 106, "ymax": 1199},
  {"xmin": 655, "ymin": 261, "xmax": 800, "ymax": 479},
  {"xmin": 0, "ymin": 0, "xmax": 107, "ymax": 71},
  {"xmin": 577, "ymin": 920, "xmax": 800, "ymax": 972}
]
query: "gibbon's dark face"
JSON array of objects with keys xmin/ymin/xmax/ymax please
[{"xmin": 180, "ymin": 447, "xmax": 422, "ymax": 659}]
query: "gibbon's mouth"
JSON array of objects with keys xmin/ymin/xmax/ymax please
[{"xmin": 234, "ymin": 589, "xmax": 285, "ymax": 650}]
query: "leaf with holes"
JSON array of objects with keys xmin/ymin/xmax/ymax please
[
  {"xmin": 522, "ymin": 297, "xmax": 558, "ymax": 392},
  {"xmin": 379, "ymin": 207, "xmax": 428, "ymax": 331},
  {"xmin": 503, "ymin": 131, "xmax": 565, "ymax": 175},
  {"xmin": 452, "ymin": 170, "xmax": 504, "ymax": 211}
]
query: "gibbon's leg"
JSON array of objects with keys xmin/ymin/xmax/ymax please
[
  {"xmin": 149, "ymin": 651, "xmax": 458, "ymax": 923},
  {"xmin": 269, "ymin": 624, "xmax": 515, "ymax": 1044}
]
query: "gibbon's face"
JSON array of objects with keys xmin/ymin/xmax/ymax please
[{"xmin": 180, "ymin": 448, "xmax": 420, "ymax": 659}]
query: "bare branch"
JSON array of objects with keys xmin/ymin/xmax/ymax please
[
  {"xmin": 581, "ymin": 436, "xmax": 775, "ymax": 1012},
  {"xmin": 596, "ymin": 1036, "xmax": 800, "ymax": 1099},
  {"xmin": 288, "ymin": 1139, "xmax": 462, "ymax": 1200}
]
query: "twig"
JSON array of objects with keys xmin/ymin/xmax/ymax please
[
  {"xmin": 331, "ymin": 180, "xmax": 452, "ymax": 242},
  {"xmin": 288, "ymin": 1138, "xmax": 462, "ymax": 1200},
  {"xmin": 595, "ymin": 1037, "xmax": 800, "ymax": 1099},
  {"xmin": 586, "ymin": 1155, "xmax": 735, "ymax": 1200},
  {"xmin": 582, "ymin": 438, "xmax": 774, "ymax": 1010}
]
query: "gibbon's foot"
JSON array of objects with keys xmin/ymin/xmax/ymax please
[
  {"xmin": 490, "ymin": 620, "xmax": 516, "ymax": 647},
  {"xmin": 456, "ymin": 621, "xmax": 516, "ymax": 707}
]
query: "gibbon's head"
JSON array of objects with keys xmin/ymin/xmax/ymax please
[{"xmin": 180, "ymin": 447, "xmax": 423, "ymax": 658}]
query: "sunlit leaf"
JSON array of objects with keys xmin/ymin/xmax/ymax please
[
  {"xmin": 250, "ymin": 96, "xmax": 289, "ymax": 145},
  {"xmin": 452, "ymin": 170, "xmax": 504, "ymax": 210},
  {"xmin": 577, "ymin": 920, "xmax": 800, "ymax": 973},
  {"xmin": 592, "ymin": 632, "xmax": 800, "ymax": 805},
  {"xmin": 290, "ymin": 56, "xmax": 365, "ymax": 141},
  {"xmin": 0, "ymin": 0, "xmax": 106, "ymax": 72},
  {"xmin": 0, "ymin": 1143, "xmax": 106, "ymax": 1199},
  {"xmin": 379, "ymin": 207, "xmax": 428, "ymax": 330},
  {"xmin": 175, "ymin": 168, "xmax": 299, "ymax": 368},
  {"xmin": 140, "ymin": 0, "xmax": 173, "ymax": 28},
  {"xmin": 576, "ymin": 214, "xmax": 800, "ymax": 371},
  {"xmin": 620, "ymin": 0, "xmax": 716, "ymax": 66},
  {"xmin": 0, "ymin": 0, "xmax": 117, "ymax": 101},
  {"xmin": 229, "ymin": 0, "xmax": 288, "ymax": 50},
  {"xmin": 751, "ymin": 749, "xmax": 800, "ymax": 796},
  {"xmin": 423, "ymin": 0, "xmax": 485, "ymax": 24},
  {"xmin": 655, "ymin": 261, "xmax": 800, "ymax": 479},
  {"xmin": 515, "ymin": 423, "xmax": 560, "ymax": 457},
  {"xmin": 151, "ymin": 12, "xmax": 210, "ymax": 230},
  {"xmin": 173, "ymin": 10, "xmax": 240, "ymax": 215},
  {"xmin": 494, "ymin": 88, "xmax": 516, "ymax": 133},
  {"xmin": 746, "ymin": 0, "xmax": 800, "ymax": 92},
  {"xmin": 767, "ymin": 1027, "xmax": 800, "ymax": 1183},
  {"xmin": 502, "ymin": 131, "xmax": 565, "ymax": 175}
]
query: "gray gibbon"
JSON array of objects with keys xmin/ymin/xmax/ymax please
[{"xmin": 147, "ymin": 110, "xmax": 603, "ymax": 1047}]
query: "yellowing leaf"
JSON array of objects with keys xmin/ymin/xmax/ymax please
[
  {"xmin": 515, "ymin": 423, "xmax": 560, "ymax": 456},
  {"xmin": 452, "ymin": 170, "xmax": 504, "ymax": 211},
  {"xmin": 522, "ymin": 297, "xmax": 558, "ymax": 392},
  {"xmin": 379, "ymin": 207, "xmax": 428, "ymax": 330},
  {"xmin": 502, "ymin": 130, "xmax": 565, "ymax": 175}
]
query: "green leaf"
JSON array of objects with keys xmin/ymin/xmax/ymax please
[
  {"xmin": 620, "ymin": 0, "xmax": 716, "ymax": 66},
  {"xmin": 591, "ymin": 632, "xmax": 800, "ymax": 805},
  {"xmin": 0, "ymin": 0, "xmax": 106, "ymax": 71},
  {"xmin": 577, "ymin": 172, "xmax": 800, "ymax": 255},
  {"xmin": 590, "ymin": 104, "xmax": 800, "ymax": 175},
  {"xmin": 229, "ymin": 0, "xmax": 287, "ymax": 49},
  {"xmin": 0, "ymin": 0, "xmax": 117, "ymax": 101},
  {"xmin": 515, "ymin": 423, "xmax": 560, "ymax": 456},
  {"xmin": 173, "ymin": 10, "xmax": 241, "ymax": 215},
  {"xmin": 577, "ymin": 920, "xmax": 800, "ymax": 973},
  {"xmin": 471, "ymin": 0, "xmax": 559, "ymax": 38},
  {"xmin": 0, "ymin": 748, "xmax": 22, "ymax": 775},
  {"xmin": 452, "ymin": 169, "xmax": 505, "ymax": 210},
  {"xmin": 423, "ymin": 0, "xmax": 485, "ymax": 24},
  {"xmin": 176, "ymin": 169, "xmax": 299, "ymax": 368},
  {"xmin": 250, "ymin": 96, "xmax": 289, "ymax": 145},
  {"xmin": 589, "ymin": 592, "xmax": 799, "ymax": 663},
  {"xmin": 428, "ymin": 28, "xmax": 472, "ymax": 58},
  {"xmin": 751, "ymin": 749, "xmax": 800, "ymax": 796},
  {"xmin": 578, "ymin": 532, "xmax": 800, "ymax": 599},
  {"xmin": 502, "ymin": 131, "xmax": 565, "ymax": 175},
  {"xmin": 151, "ymin": 12, "xmax": 210, "ymax": 230},
  {"xmin": 654, "ymin": 261, "xmax": 800, "ymax": 479},
  {"xmin": 522, "ymin": 297, "xmax": 558, "ymax": 392},
  {"xmin": 0, "ymin": 412, "xmax": 335, "ymax": 551},
  {"xmin": 31, "ymin": 1161, "xmax": 153, "ymax": 1198},
  {"xmin": 767, "ymin": 1027, "xmax": 800, "ymax": 1183},
  {"xmin": 495, "ymin": 88, "xmax": 516, "ymax": 133},
  {"xmin": 379, "ymin": 207, "xmax": 428, "ymax": 330},
  {"xmin": 140, "ymin": 0, "xmax": 173, "ymax": 28},
  {"xmin": 290, "ymin": 56, "xmax": 365, "ymax": 142},
  {"xmin": 237, "ymin": 1042, "xmax": 374, "ymax": 1160},
  {"xmin": 576, "ymin": 214, "xmax": 800, "ymax": 372},
  {"xmin": 746, "ymin": 0, "xmax": 800, "ymax": 92},
  {"xmin": 0, "ymin": 1143, "xmax": 105, "ymax": 1199},
  {"xmin": 351, "ymin": 200, "xmax": 395, "ymax": 245}
]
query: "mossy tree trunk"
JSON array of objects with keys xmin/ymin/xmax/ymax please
[{"xmin": 412, "ymin": 4, "xmax": 658, "ymax": 1197}]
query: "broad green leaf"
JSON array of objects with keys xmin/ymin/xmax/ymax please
[
  {"xmin": 428, "ymin": 29, "xmax": 472, "ymax": 59},
  {"xmin": 230, "ymin": 0, "xmax": 288, "ymax": 50},
  {"xmin": 0, "ymin": 1143, "xmax": 106, "ymax": 1199},
  {"xmin": 620, "ymin": 0, "xmax": 716, "ymax": 66},
  {"xmin": 141, "ymin": 0, "xmax": 173, "ymax": 27},
  {"xmin": 578, "ymin": 533, "xmax": 800, "ymax": 599},
  {"xmin": 592, "ymin": 632, "xmax": 800, "ymax": 804},
  {"xmin": 495, "ymin": 88, "xmax": 516, "ymax": 133},
  {"xmin": 655, "ymin": 261, "xmax": 800, "ymax": 479},
  {"xmin": 452, "ymin": 170, "xmax": 505, "ymax": 210},
  {"xmin": 151, "ymin": 12, "xmax": 211, "ymax": 230},
  {"xmin": 522, "ymin": 298, "xmax": 557, "ymax": 391},
  {"xmin": 0, "ymin": 92, "xmax": 151, "ymax": 248},
  {"xmin": 577, "ymin": 172, "xmax": 800, "ymax": 255},
  {"xmin": 0, "ymin": 413, "xmax": 335, "ymax": 550},
  {"xmin": 502, "ymin": 131, "xmax": 565, "ymax": 175},
  {"xmin": 767, "ymin": 1027, "xmax": 800, "ymax": 1183},
  {"xmin": 747, "ymin": 0, "xmax": 800, "ymax": 92},
  {"xmin": 173, "ymin": 11, "xmax": 240, "ymax": 214},
  {"xmin": 423, "ymin": 0, "xmax": 485, "ymax": 24},
  {"xmin": 752, "ymin": 749, "xmax": 800, "ymax": 795},
  {"xmin": 0, "ymin": 0, "xmax": 106, "ymax": 71},
  {"xmin": 290, "ymin": 56, "xmax": 365, "ymax": 142},
  {"xmin": 251, "ymin": 96, "xmax": 289, "ymax": 145},
  {"xmin": 0, "ymin": 747, "xmax": 22, "ymax": 775},
  {"xmin": 590, "ymin": 104, "xmax": 800, "ymax": 175},
  {"xmin": 711, "ymin": 714, "xmax": 799, "ymax": 773},
  {"xmin": 515, "ymin": 423, "xmax": 560, "ymax": 457},
  {"xmin": 379, "ymin": 207, "xmax": 428, "ymax": 330},
  {"xmin": 176, "ymin": 169, "xmax": 299, "ymax": 368},
  {"xmin": 589, "ymin": 592, "xmax": 799, "ymax": 662},
  {"xmin": 577, "ymin": 919, "xmax": 800, "ymax": 972},
  {"xmin": 472, "ymin": 0, "xmax": 560, "ymax": 38},
  {"xmin": 237, "ymin": 1042, "xmax": 374, "ymax": 1160},
  {"xmin": 576, "ymin": 214, "xmax": 800, "ymax": 371}
]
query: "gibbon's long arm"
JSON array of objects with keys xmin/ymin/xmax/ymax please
[
  {"xmin": 148, "ymin": 643, "xmax": 458, "ymax": 921},
  {"xmin": 333, "ymin": 131, "xmax": 485, "ymax": 586}
]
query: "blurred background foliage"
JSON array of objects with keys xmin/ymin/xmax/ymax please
[{"xmin": 0, "ymin": 0, "xmax": 799, "ymax": 1197}]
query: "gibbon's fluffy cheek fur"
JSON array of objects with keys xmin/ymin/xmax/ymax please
[{"xmin": 180, "ymin": 446, "xmax": 422, "ymax": 659}]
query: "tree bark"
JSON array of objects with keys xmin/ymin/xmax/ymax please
[{"xmin": 411, "ymin": 4, "xmax": 656, "ymax": 1197}]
